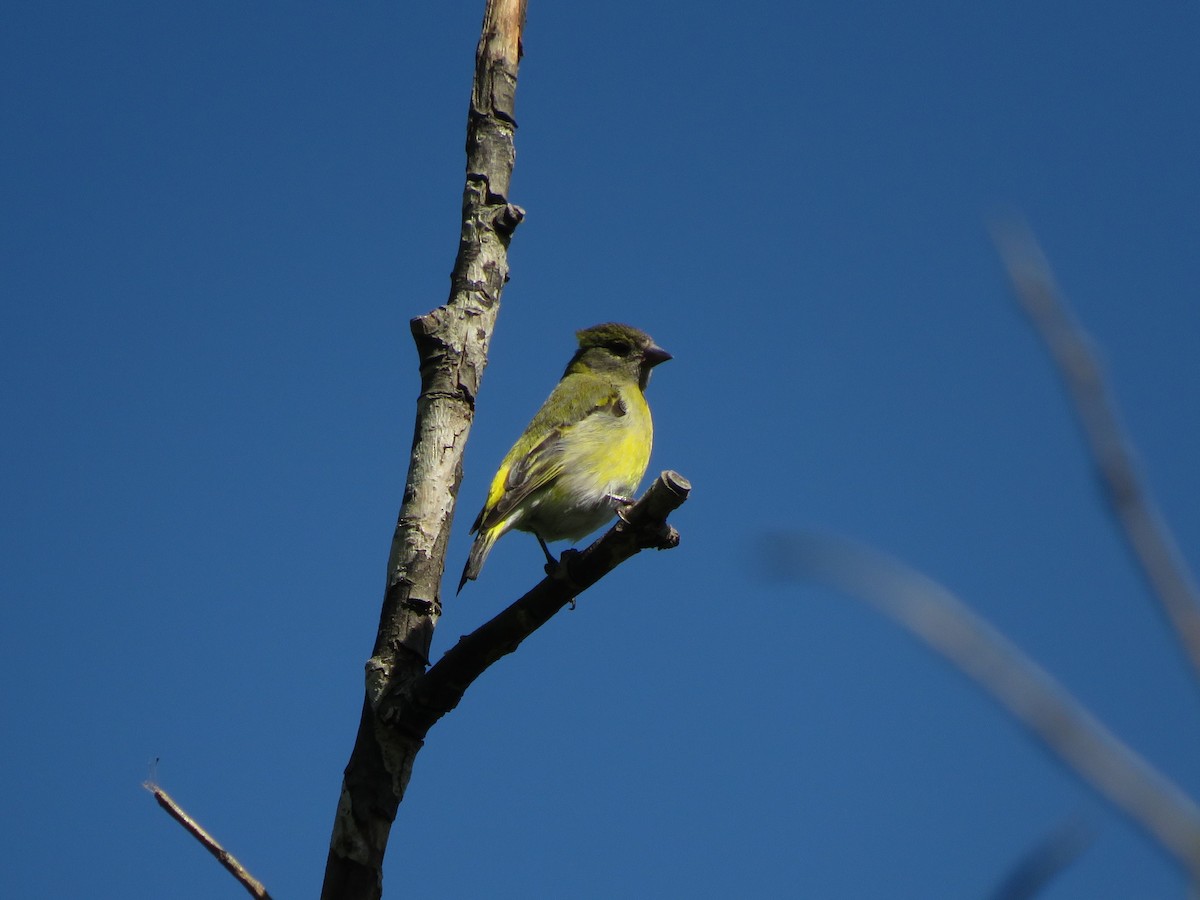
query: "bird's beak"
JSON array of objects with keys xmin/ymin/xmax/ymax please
[{"xmin": 644, "ymin": 344, "xmax": 672, "ymax": 367}]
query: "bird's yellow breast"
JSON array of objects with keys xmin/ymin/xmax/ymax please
[
  {"xmin": 560, "ymin": 384, "xmax": 652, "ymax": 493},
  {"xmin": 522, "ymin": 384, "xmax": 653, "ymax": 542}
]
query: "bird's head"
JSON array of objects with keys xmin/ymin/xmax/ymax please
[{"xmin": 568, "ymin": 323, "xmax": 671, "ymax": 389}]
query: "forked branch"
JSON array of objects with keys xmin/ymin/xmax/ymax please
[{"xmin": 402, "ymin": 471, "xmax": 690, "ymax": 735}]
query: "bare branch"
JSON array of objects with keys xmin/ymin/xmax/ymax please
[
  {"xmin": 144, "ymin": 781, "xmax": 273, "ymax": 900},
  {"xmin": 765, "ymin": 533, "xmax": 1200, "ymax": 884},
  {"xmin": 993, "ymin": 220, "xmax": 1200, "ymax": 680}
]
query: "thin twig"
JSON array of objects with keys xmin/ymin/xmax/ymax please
[
  {"xmin": 765, "ymin": 533, "xmax": 1200, "ymax": 884},
  {"xmin": 993, "ymin": 220, "xmax": 1200, "ymax": 680},
  {"xmin": 144, "ymin": 781, "xmax": 273, "ymax": 900}
]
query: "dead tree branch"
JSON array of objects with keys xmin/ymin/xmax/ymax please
[
  {"xmin": 320, "ymin": 3, "xmax": 687, "ymax": 898},
  {"xmin": 320, "ymin": 2, "xmax": 527, "ymax": 897}
]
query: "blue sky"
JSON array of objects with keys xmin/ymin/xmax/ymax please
[{"xmin": 3, "ymin": 2, "xmax": 1199, "ymax": 897}]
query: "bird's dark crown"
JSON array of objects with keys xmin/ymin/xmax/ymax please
[
  {"xmin": 566, "ymin": 323, "xmax": 669, "ymax": 387},
  {"xmin": 575, "ymin": 323, "xmax": 656, "ymax": 355}
]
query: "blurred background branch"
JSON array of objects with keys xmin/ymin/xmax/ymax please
[
  {"xmin": 987, "ymin": 817, "xmax": 1093, "ymax": 900},
  {"xmin": 764, "ymin": 532, "xmax": 1200, "ymax": 884},
  {"xmin": 763, "ymin": 219, "xmax": 1200, "ymax": 889},
  {"xmin": 993, "ymin": 220, "xmax": 1200, "ymax": 680}
]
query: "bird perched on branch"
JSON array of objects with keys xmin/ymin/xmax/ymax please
[{"xmin": 457, "ymin": 323, "xmax": 671, "ymax": 593}]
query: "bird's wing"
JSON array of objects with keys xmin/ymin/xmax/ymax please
[{"xmin": 473, "ymin": 375, "xmax": 627, "ymax": 534}]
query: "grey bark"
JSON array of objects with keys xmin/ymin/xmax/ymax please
[{"xmin": 319, "ymin": 2, "xmax": 527, "ymax": 897}]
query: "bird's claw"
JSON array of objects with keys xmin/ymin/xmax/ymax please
[{"xmin": 609, "ymin": 493, "xmax": 637, "ymax": 524}]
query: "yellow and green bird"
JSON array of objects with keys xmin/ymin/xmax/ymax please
[{"xmin": 457, "ymin": 323, "xmax": 671, "ymax": 593}]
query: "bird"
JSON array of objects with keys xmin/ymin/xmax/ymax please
[{"xmin": 457, "ymin": 322, "xmax": 671, "ymax": 593}]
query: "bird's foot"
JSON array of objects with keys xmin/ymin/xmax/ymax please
[
  {"xmin": 608, "ymin": 493, "xmax": 637, "ymax": 524},
  {"xmin": 546, "ymin": 548, "xmax": 582, "ymax": 608}
]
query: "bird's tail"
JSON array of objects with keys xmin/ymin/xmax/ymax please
[{"xmin": 457, "ymin": 527, "xmax": 499, "ymax": 594}]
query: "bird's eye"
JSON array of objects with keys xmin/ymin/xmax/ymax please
[{"xmin": 607, "ymin": 340, "xmax": 632, "ymax": 357}]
